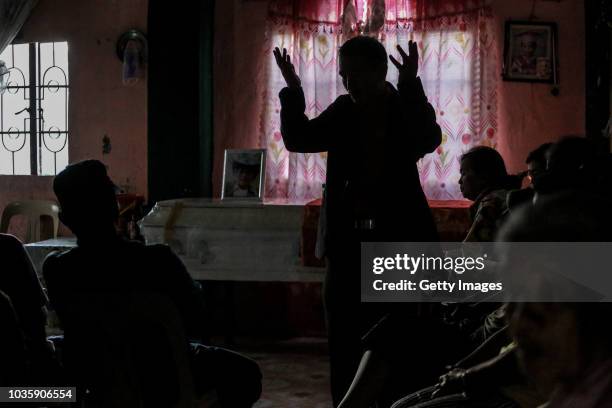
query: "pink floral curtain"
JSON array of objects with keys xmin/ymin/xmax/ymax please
[{"xmin": 261, "ymin": 0, "xmax": 498, "ymax": 200}]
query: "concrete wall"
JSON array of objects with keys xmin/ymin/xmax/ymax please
[
  {"xmin": 0, "ymin": 0, "xmax": 586, "ymax": 237},
  {"xmin": 493, "ymin": 0, "xmax": 585, "ymax": 173},
  {"xmin": 0, "ymin": 0, "xmax": 148, "ymax": 238},
  {"xmin": 213, "ymin": 0, "xmax": 586, "ymax": 188}
]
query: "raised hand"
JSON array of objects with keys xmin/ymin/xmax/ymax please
[
  {"xmin": 389, "ymin": 41, "xmax": 419, "ymax": 84},
  {"xmin": 273, "ymin": 47, "xmax": 301, "ymax": 89}
]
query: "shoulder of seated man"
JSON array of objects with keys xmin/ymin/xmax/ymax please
[
  {"xmin": 112, "ymin": 240, "xmax": 183, "ymax": 269},
  {"xmin": 0, "ymin": 234, "xmax": 26, "ymax": 265},
  {"xmin": 41, "ymin": 245, "xmax": 93, "ymax": 281},
  {"xmin": 141, "ymin": 243, "xmax": 185, "ymax": 267},
  {"xmin": 0, "ymin": 232, "xmax": 23, "ymax": 249},
  {"xmin": 142, "ymin": 242, "xmax": 175, "ymax": 255},
  {"xmin": 42, "ymin": 248, "xmax": 75, "ymax": 276}
]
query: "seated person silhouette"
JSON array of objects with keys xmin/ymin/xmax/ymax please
[
  {"xmin": 509, "ymin": 302, "xmax": 612, "ymax": 408},
  {"xmin": 0, "ymin": 233, "xmax": 56, "ymax": 384},
  {"xmin": 459, "ymin": 146, "xmax": 517, "ymax": 242},
  {"xmin": 0, "ymin": 289, "xmax": 28, "ymax": 385},
  {"xmin": 43, "ymin": 160, "xmax": 261, "ymax": 407},
  {"xmin": 525, "ymin": 142, "xmax": 552, "ymax": 184},
  {"xmin": 507, "ymin": 142, "xmax": 552, "ymax": 211},
  {"xmin": 535, "ymin": 136, "xmax": 598, "ymax": 197}
]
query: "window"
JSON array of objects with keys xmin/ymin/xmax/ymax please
[
  {"xmin": 0, "ymin": 41, "xmax": 69, "ymax": 175},
  {"xmin": 263, "ymin": 23, "xmax": 497, "ymax": 200}
]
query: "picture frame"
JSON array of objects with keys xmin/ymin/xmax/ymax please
[
  {"xmin": 502, "ymin": 21, "xmax": 558, "ymax": 84},
  {"xmin": 221, "ymin": 149, "xmax": 266, "ymax": 201}
]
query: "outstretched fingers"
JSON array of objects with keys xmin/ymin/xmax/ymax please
[
  {"xmin": 389, "ymin": 54, "xmax": 402, "ymax": 69},
  {"xmin": 409, "ymin": 40, "xmax": 419, "ymax": 61},
  {"xmin": 273, "ymin": 47, "xmax": 289, "ymax": 61},
  {"xmin": 396, "ymin": 44, "xmax": 409, "ymax": 63}
]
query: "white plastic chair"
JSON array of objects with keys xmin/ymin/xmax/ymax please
[{"xmin": 0, "ymin": 200, "xmax": 60, "ymax": 243}]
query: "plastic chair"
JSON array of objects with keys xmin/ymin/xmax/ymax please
[
  {"xmin": 60, "ymin": 292, "xmax": 197, "ymax": 408},
  {"xmin": 0, "ymin": 200, "xmax": 60, "ymax": 243}
]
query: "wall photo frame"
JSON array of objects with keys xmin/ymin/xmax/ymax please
[
  {"xmin": 503, "ymin": 21, "xmax": 558, "ymax": 84},
  {"xmin": 221, "ymin": 149, "xmax": 266, "ymax": 201}
]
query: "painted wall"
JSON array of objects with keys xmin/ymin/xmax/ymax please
[
  {"xmin": 213, "ymin": 0, "xmax": 269, "ymax": 197},
  {"xmin": 492, "ymin": 0, "xmax": 585, "ymax": 173},
  {"xmin": 0, "ymin": 0, "xmax": 148, "ymax": 238},
  {"xmin": 0, "ymin": 0, "xmax": 586, "ymax": 235},
  {"xmin": 213, "ymin": 0, "xmax": 586, "ymax": 190}
]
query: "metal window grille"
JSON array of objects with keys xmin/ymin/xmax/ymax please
[{"xmin": 0, "ymin": 42, "xmax": 69, "ymax": 175}]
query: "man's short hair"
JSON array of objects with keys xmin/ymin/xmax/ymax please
[
  {"xmin": 546, "ymin": 135, "xmax": 596, "ymax": 172},
  {"xmin": 53, "ymin": 160, "xmax": 118, "ymax": 220},
  {"xmin": 499, "ymin": 191, "xmax": 612, "ymax": 243},
  {"xmin": 339, "ymin": 36, "xmax": 387, "ymax": 68},
  {"xmin": 525, "ymin": 142, "xmax": 552, "ymax": 165},
  {"xmin": 461, "ymin": 146, "xmax": 507, "ymax": 180},
  {"xmin": 232, "ymin": 162, "xmax": 259, "ymax": 175}
]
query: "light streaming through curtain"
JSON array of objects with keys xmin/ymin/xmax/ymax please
[{"xmin": 261, "ymin": 0, "xmax": 498, "ymax": 200}]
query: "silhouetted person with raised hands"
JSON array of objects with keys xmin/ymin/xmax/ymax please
[
  {"xmin": 43, "ymin": 160, "xmax": 261, "ymax": 407},
  {"xmin": 274, "ymin": 36, "xmax": 441, "ymax": 406}
]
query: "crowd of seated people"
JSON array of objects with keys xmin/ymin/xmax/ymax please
[
  {"xmin": 387, "ymin": 136, "xmax": 612, "ymax": 408},
  {"xmin": 0, "ymin": 160, "xmax": 262, "ymax": 407},
  {"xmin": 336, "ymin": 136, "xmax": 612, "ymax": 408},
  {"xmin": 390, "ymin": 190, "xmax": 612, "ymax": 408},
  {"xmin": 1, "ymin": 135, "xmax": 611, "ymax": 408}
]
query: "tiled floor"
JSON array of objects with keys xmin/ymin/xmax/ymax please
[{"xmin": 237, "ymin": 338, "xmax": 333, "ymax": 408}]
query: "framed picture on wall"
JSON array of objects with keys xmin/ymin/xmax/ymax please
[
  {"xmin": 503, "ymin": 21, "xmax": 558, "ymax": 83},
  {"xmin": 221, "ymin": 149, "xmax": 266, "ymax": 201}
]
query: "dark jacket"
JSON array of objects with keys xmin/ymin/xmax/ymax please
[
  {"xmin": 279, "ymin": 77, "xmax": 441, "ymax": 255},
  {"xmin": 43, "ymin": 238, "xmax": 207, "ymax": 342},
  {"xmin": 0, "ymin": 234, "xmax": 48, "ymax": 354}
]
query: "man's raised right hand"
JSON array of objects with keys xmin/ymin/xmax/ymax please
[{"xmin": 273, "ymin": 47, "xmax": 301, "ymax": 89}]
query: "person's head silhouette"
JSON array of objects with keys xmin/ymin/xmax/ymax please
[
  {"xmin": 525, "ymin": 142, "xmax": 552, "ymax": 186},
  {"xmin": 534, "ymin": 136, "xmax": 597, "ymax": 195},
  {"xmin": 546, "ymin": 136, "xmax": 596, "ymax": 174},
  {"xmin": 53, "ymin": 160, "xmax": 118, "ymax": 242},
  {"xmin": 459, "ymin": 146, "xmax": 509, "ymax": 200},
  {"xmin": 339, "ymin": 36, "xmax": 388, "ymax": 105}
]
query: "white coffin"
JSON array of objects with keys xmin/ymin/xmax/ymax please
[{"xmin": 139, "ymin": 198, "xmax": 325, "ymax": 282}]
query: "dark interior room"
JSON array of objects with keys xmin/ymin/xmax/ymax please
[{"xmin": 1, "ymin": 0, "xmax": 612, "ymax": 407}]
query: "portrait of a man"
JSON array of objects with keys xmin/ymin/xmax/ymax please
[
  {"xmin": 221, "ymin": 149, "xmax": 265, "ymax": 200},
  {"xmin": 504, "ymin": 22, "xmax": 557, "ymax": 83},
  {"xmin": 510, "ymin": 30, "xmax": 542, "ymax": 76}
]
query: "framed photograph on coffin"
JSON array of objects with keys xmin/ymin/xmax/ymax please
[
  {"xmin": 221, "ymin": 149, "xmax": 266, "ymax": 201},
  {"xmin": 503, "ymin": 21, "xmax": 558, "ymax": 84}
]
